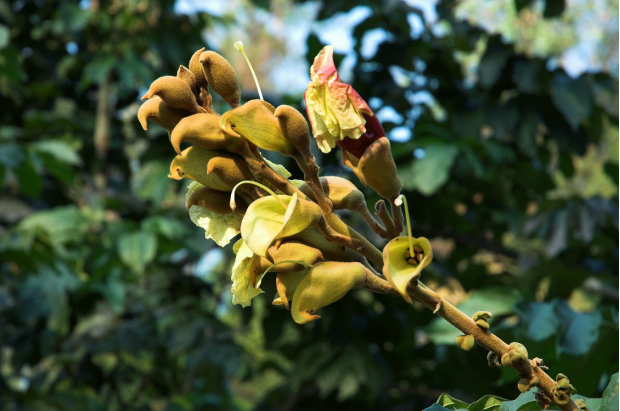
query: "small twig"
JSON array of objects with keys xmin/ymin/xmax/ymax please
[
  {"xmin": 375, "ymin": 200, "xmax": 396, "ymax": 234},
  {"xmin": 356, "ymin": 202, "xmax": 390, "ymax": 238},
  {"xmin": 390, "ymin": 197, "xmax": 404, "ymax": 238}
]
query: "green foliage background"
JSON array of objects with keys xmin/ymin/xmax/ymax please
[{"xmin": 0, "ymin": 0, "xmax": 618, "ymax": 410}]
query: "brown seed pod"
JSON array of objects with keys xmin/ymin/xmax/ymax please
[
  {"xmin": 298, "ymin": 176, "xmax": 365, "ymax": 211},
  {"xmin": 199, "ymin": 50, "xmax": 241, "ymax": 108},
  {"xmin": 186, "ymin": 186, "xmax": 247, "ymax": 214},
  {"xmin": 267, "ymin": 241, "xmax": 324, "ymax": 272},
  {"xmin": 206, "ymin": 153, "xmax": 255, "ymax": 189},
  {"xmin": 189, "ymin": 47, "xmax": 208, "ymax": 89},
  {"xmin": 169, "ymin": 146, "xmax": 230, "ymax": 192},
  {"xmin": 290, "ymin": 228, "xmax": 360, "ymax": 263},
  {"xmin": 274, "ymin": 105, "xmax": 312, "ymax": 156},
  {"xmin": 177, "ymin": 65, "xmax": 199, "ymax": 98},
  {"xmin": 356, "ymin": 137, "xmax": 402, "ymax": 200},
  {"xmin": 137, "ymin": 96, "xmax": 188, "ymax": 133},
  {"xmin": 142, "ymin": 76, "xmax": 206, "ymax": 114},
  {"xmin": 170, "ymin": 113, "xmax": 245, "ymax": 155}
]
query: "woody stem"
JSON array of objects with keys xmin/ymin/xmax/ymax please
[
  {"xmin": 238, "ymin": 145, "xmax": 307, "ymax": 199},
  {"xmin": 390, "ymin": 197, "xmax": 404, "ymax": 238},
  {"xmin": 293, "ymin": 150, "xmax": 385, "ymax": 266},
  {"xmin": 407, "ymin": 282, "xmax": 579, "ymax": 411}
]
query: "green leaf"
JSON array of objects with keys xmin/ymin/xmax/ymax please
[
  {"xmin": 467, "ymin": 395, "xmax": 506, "ymax": 411},
  {"xmin": 498, "ymin": 391, "xmax": 540, "ymax": 411},
  {"xmin": 141, "ymin": 216, "xmax": 186, "ymax": 240},
  {"xmin": 437, "ymin": 393, "xmax": 470, "ymax": 410},
  {"xmin": 116, "ymin": 231, "xmax": 158, "ymax": 273},
  {"xmin": 31, "ymin": 139, "xmax": 82, "ymax": 166},
  {"xmin": 515, "ymin": 300, "xmax": 560, "ymax": 341},
  {"xmin": 551, "ymin": 73, "xmax": 592, "ymax": 131},
  {"xmin": 0, "ymin": 23, "xmax": 9, "ymax": 50},
  {"xmin": 399, "ymin": 144, "xmax": 459, "ymax": 195},
  {"xmin": 428, "ymin": 287, "xmax": 521, "ymax": 344},
  {"xmin": 601, "ymin": 373, "xmax": 619, "ymax": 411}
]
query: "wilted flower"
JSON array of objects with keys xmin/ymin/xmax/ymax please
[{"xmin": 304, "ymin": 45, "xmax": 375, "ymax": 153}]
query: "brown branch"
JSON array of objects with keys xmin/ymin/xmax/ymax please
[{"xmin": 408, "ymin": 282, "xmax": 580, "ymax": 411}]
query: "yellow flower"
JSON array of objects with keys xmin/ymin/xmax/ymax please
[
  {"xmin": 304, "ymin": 45, "xmax": 374, "ymax": 153},
  {"xmin": 231, "ymin": 239, "xmax": 264, "ymax": 307},
  {"xmin": 185, "ymin": 181, "xmax": 242, "ymax": 247}
]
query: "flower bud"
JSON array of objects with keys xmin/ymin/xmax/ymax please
[
  {"xmin": 138, "ymin": 96, "xmax": 187, "ymax": 133},
  {"xmin": 517, "ymin": 375, "xmax": 540, "ymax": 393},
  {"xmin": 382, "ymin": 236, "xmax": 433, "ymax": 303},
  {"xmin": 267, "ymin": 241, "xmax": 324, "ymax": 272},
  {"xmin": 290, "ymin": 228, "xmax": 360, "ymax": 262},
  {"xmin": 141, "ymin": 76, "xmax": 206, "ymax": 114},
  {"xmin": 241, "ymin": 193, "xmax": 322, "ymax": 257},
  {"xmin": 274, "ymin": 105, "xmax": 312, "ymax": 156},
  {"xmin": 473, "ymin": 311, "xmax": 492, "ymax": 331},
  {"xmin": 298, "ymin": 176, "xmax": 364, "ymax": 211},
  {"xmin": 501, "ymin": 342, "xmax": 528, "ymax": 367},
  {"xmin": 171, "ymin": 113, "xmax": 245, "ymax": 155},
  {"xmin": 274, "ymin": 271, "xmax": 307, "ymax": 309},
  {"xmin": 487, "ymin": 351, "xmax": 501, "ymax": 367},
  {"xmin": 291, "ymin": 261, "xmax": 366, "ymax": 324},
  {"xmin": 199, "ymin": 50, "xmax": 241, "ymax": 108},
  {"xmin": 344, "ymin": 137, "xmax": 402, "ymax": 200},
  {"xmin": 177, "ymin": 65, "xmax": 199, "ymax": 98},
  {"xmin": 220, "ymin": 100, "xmax": 295, "ymax": 155},
  {"xmin": 169, "ymin": 146, "xmax": 231, "ymax": 192},
  {"xmin": 456, "ymin": 335, "xmax": 474, "ymax": 351},
  {"xmin": 187, "ymin": 186, "xmax": 247, "ymax": 214},
  {"xmin": 189, "ymin": 47, "xmax": 208, "ymax": 89},
  {"xmin": 206, "ymin": 154, "xmax": 255, "ymax": 191}
]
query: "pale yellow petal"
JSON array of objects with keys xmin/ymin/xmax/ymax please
[{"xmin": 231, "ymin": 239, "xmax": 264, "ymax": 307}]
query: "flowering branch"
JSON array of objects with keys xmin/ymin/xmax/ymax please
[{"xmin": 138, "ymin": 42, "xmax": 582, "ymax": 409}]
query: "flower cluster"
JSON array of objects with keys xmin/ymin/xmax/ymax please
[{"xmin": 138, "ymin": 43, "xmax": 433, "ymax": 323}]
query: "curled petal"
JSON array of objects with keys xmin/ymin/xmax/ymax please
[
  {"xmin": 304, "ymin": 45, "xmax": 373, "ymax": 153},
  {"xmin": 382, "ymin": 236, "xmax": 433, "ymax": 303}
]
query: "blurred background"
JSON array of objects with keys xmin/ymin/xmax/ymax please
[{"xmin": 0, "ymin": 0, "xmax": 618, "ymax": 410}]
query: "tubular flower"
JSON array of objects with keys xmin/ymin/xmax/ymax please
[
  {"xmin": 231, "ymin": 239, "xmax": 264, "ymax": 307},
  {"xmin": 185, "ymin": 181, "xmax": 242, "ymax": 247},
  {"xmin": 304, "ymin": 45, "xmax": 374, "ymax": 153}
]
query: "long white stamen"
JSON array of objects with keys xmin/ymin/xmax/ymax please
[
  {"xmin": 230, "ymin": 180, "xmax": 286, "ymax": 210},
  {"xmin": 234, "ymin": 41, "xmax": 263, "ymax": 101},
  {"xmin": 397, "ymin": 195, "xmax": 414, "ymax": 258}
]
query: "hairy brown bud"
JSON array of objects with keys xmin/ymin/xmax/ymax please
[
  {"xmin": 137, "ymin": 96, "xmax": 187, "ymax": 133},
  {"xmin": 501, "ymin": 342, "xmax": 528, "ymax": 367},
  {"xmin": 206, "ymin": 153, "xmax": 255, "ymax": 189},
  {"xmin": 187, "ymin": 186, "xmax": 247, "ymax": 214},
  {"xmin": 189, "ymin": 47, "xmax": 208, "ymax": 89},
  {"xmin": 177, "ymin": 65, "xmax": 199, "ymax": 98},
  {"xmin": 199, "ymin": 50, "xmax": 241, "ymax": 108},
  {"xmin": 456, "ymin": 334, "xmax": 474, "ymax": 351},
  {"xmin": 267, "ymin": 241, "xmax": 324, "ymax": 272},
  {"xmin": 171, "ymin": 113, "xmax": 245, "ymax": 155},
  {"xmin": 342, "ymin": 137, "xmax": 402, "ymax": 200},
  {"xmin": 298, "ymin": 176, "xmax": 364, "ymax": 211},
  {"xmin": 274, "ymin": 105, "xmax": 312, "ymax": 156},
  {"xmin": 142, "ymin": 76, "xmax": 206, "ymax": 114},
  {"xmin": 169, "ymin": 146, "xmax": 231, "ymax": 192},
  {"xmin": 291, "ymin": 228, "xmax": 359, "ymax": 262}
]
